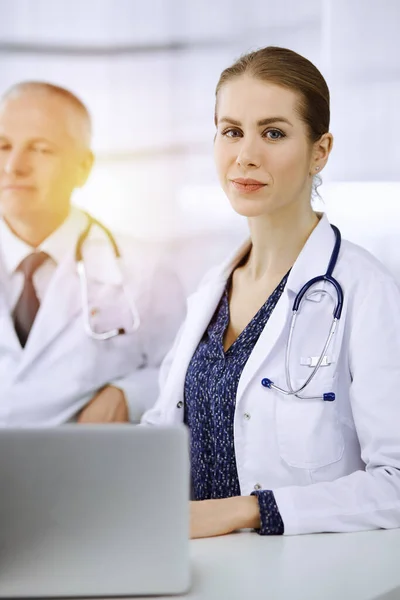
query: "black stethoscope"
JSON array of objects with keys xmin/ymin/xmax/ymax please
[
  {"xmin": 261, "ymin": 225, "xmax": 343, "ymax": 401},
  {"xmin": 75, "ymin": 212, "xmax": 140, "ymax": 340}
]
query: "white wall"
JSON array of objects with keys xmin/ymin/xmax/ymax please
[{"xmin": 0, "ymin": 0, "xmax": 399, "ymax": 290}]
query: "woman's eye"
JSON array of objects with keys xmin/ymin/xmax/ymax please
[
  {"xmin": 264, "ymin": 129, "xmax": 285, "ymax": 140},
  {"xmin": 222, "ymin": 128, "xmax": 242, "ymax": 138}
]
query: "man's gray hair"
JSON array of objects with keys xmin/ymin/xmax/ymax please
[{"xmin": 1, "ymin": 81, "xmax": 92, "ymax": 146}]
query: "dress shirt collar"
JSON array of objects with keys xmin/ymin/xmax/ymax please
[{"xmin": 0, "ymin": 206, "xmax": 88, "ymax": 274}]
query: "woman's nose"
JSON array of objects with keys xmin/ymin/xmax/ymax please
[{"xmin": 235, "ymin": 140, "xmax": 261, "ymax": 169}]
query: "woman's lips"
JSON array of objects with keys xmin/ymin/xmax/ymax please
[{"xmin": 231, "ymin": 179, "xmax": 266, "ymax": 193}]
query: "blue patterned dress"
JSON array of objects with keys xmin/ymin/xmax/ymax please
[{"xmin": 184, "ymin": 271, "xmax": 289, "ymax": 535}]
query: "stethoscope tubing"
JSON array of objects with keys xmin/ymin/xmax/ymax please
[
  {"xmin": 262, "ymin": 224, "xmax": 343, "ymax": 401},
  {"xmin": 76, "ymin": 213, "xmax": 140, "ymax": 339}
]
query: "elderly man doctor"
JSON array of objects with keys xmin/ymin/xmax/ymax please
[{"xmin": 0, "ymin": 81, "xmax": 185, "ymax": 426}]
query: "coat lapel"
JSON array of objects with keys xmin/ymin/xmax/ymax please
[
  {"xmin": 236, "ymin": 289, "xmax": 290, "ymax": 400},
  {"xmin": 0, "ymin": 259, "xmax": 22, "ymax": 355},
  {"xmin": 164, "ymin": 240, "xmax": 253, "ymax": 402},
  {"xmin": 164, "ymin": 278, "xmax": 227, "ymax": 402}
]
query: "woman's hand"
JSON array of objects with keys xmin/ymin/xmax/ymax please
[{"xmin": 190, "ymin": 496, "xmax": 261, "ymax": 539}]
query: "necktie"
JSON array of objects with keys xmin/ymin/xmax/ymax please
[{"xmin": 13, "ymin": 251, "xmax": 49, "ymax": 347}]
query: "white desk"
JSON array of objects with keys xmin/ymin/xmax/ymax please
[
  {"xmin": 83, "ymin": 529, "xmax": 400, "ymax": 600},
  {"xmin": 12, "ymin": 528, "xmax": 399, "ymax": 600}
]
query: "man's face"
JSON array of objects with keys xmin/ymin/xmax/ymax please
[{"xmin": 0, "ymin": 91, "xmax": 92, "ymax": 221}]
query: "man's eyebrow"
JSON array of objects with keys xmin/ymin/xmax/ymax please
[
  {"xmin": 0, "ymin": 135, "xmax": 57, "ymax": 146},
  {"xmin": 29, "ymin": 137, "xmax": 56, "ymax": 145},
  {"xmin": 218, "ymin": 116, "xmax": 293, "ymax": 127}
]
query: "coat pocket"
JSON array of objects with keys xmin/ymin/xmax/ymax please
[{"xmin": 276, "ymin": 376, "xmax": 344, "ymax": 469}]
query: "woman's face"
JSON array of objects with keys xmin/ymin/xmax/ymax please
[{"xmin": 214, "ymin": 75, "xmax": 327, "ymax": 219}]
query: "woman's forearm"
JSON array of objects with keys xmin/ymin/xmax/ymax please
[{"xmin": 227, "ymin": 495, "xmax": 261, "ymax": 530}]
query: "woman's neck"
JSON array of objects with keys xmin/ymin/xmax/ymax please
[{"xmin": 245, "ymin": 205, "xmax": 320, "ymax": 282}]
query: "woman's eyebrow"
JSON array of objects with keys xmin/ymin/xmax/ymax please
[{"xmin": 218, "ymin": 116, "xmax": 293, "ymax": 127}]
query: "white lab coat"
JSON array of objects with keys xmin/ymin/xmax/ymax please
[
  {"xmin": 142, "ymin": 214, "xmax": 400, "ymax": 535},
  {"xmin": 0, "ymin": 217, "xmax": 185, "ymax": 426}
]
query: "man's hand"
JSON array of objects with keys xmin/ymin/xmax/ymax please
[
  {"xmin": 190, "ymin": 496, "xmax": 260, "ymax": 539},
  {"xmin": 77, "ymin": 385, "xmax": 129, "ymax": 424}
]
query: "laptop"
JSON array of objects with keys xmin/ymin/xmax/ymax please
[{"xmin": 0, "ymin": 424, "xmax": 190, "ymax": 598}]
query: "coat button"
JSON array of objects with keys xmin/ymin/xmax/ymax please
[
  {"xmin": 243, "ymin": 412, "xmax": 251, "ymax": 420},
  {"xmin": 254, "ymin": 483, "xmax": 262, "ymax": 491},
  {"xmin": 176, "ymin": 401, "xmax": 184, "ymax": 409}
]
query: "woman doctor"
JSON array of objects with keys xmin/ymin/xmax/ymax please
[{"xmin": 142, "ymin": 46, "xmax": 400, "ymax": 537}]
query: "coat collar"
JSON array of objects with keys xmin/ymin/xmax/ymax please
[{"xmin": 286, "ymin": 213, "xmax": 337, "ymax": 294}]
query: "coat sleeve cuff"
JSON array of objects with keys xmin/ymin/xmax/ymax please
[{"xmin": 250, "ymin": 490, "xmax": 284, "ymax": 535}]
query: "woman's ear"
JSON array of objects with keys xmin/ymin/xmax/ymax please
[{"xmin": 310, "ymin": 132, "xmax": 334, "ymax": 174}]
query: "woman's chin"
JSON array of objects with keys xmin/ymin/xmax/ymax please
[{"xmin": 229, "ymin": 197, "xmax": 274, "ymax": 218}]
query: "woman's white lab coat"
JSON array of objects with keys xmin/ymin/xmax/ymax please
[{"xmin": 142, "ymin": 214, "xmax": 400, "ymax": 535}]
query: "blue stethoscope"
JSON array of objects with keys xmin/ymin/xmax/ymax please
[{"xmin": 261, "ymin": 225, "xmax": 343, "ymax": 402}]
